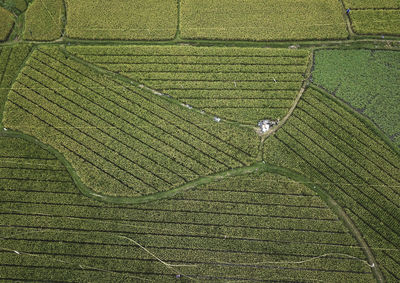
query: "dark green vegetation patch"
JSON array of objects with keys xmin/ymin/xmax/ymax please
[{"xmin": 312, "ymin": 49, "xmax": 400, "ymax": 146}]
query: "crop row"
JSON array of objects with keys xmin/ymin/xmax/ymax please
[
  {"xmin": 67, "ymin": 45, "xmax": 310, "ymax": 58},
  {"xmin": 69, "ymin": 45, "xmax": 309, "ymax": 124},
  {"xmin": 0, "ymin": 163, "xmax": 373, "ymax": 282},
  {"xmin": 264, "ymin": 87, "xmax": 400, "ymax": 279},
  {"xmin": 3, "ymin": 46, "xmax": 259, "ymax": 197},
  {"xmin": 80, "ymin": 55, "xmax": 308, "ymax": 66}
]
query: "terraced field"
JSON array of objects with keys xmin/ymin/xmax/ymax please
[
  {"xmin": 0, "ymin": 136, "xmax": 374, "ymax": 281},
  {"xmin": 0, "ymin": 1, "xmax": 399, "ymax": 282},
  {"xmin": 0, "ymin": 44, "xmax": 33, "ymax": 123},
  {"xmin": 264, "ymin": 86, "xmax": 400, "ymax": 281},
  {"xmin": 68, "ymin": 45, "xmax": 310, "ymax": 125},
  {"xmin": 3, "ymin": 46, "xmax": 259, "ymax": 197}
]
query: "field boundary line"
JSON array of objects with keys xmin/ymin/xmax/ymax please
[
  {"xmin": 338, "ymin": 0, "xmax": 355, "ymax": 38},
  {"xmin": 174, "ymin": 0, "xmax": 181, "ymax": 40}
]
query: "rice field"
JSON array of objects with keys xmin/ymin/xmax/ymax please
[{"xmin": 0, "ymin": 1, "xmax": 399, "ymax": 282}]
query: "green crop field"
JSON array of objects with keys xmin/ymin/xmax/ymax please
[
  {"xmin": 342, "ymin": 1, "xmax": 400, "ymax": 35},
  {"xmin": 180, "ymin": 0, "xmax": 348, "ymax": 41},
  {"xmin": 312, "ymin": 49, "xmax": 400, "ymax": 147},
  {"xmin": 263, "ymin": 87, "xmax": 400, "ymax": 281},
  {"xmin": 23, "ymin": 0, "xmax": 64, "ymax": 41},
  {"xmin": 0, "ymin": 137, "xmax": 375, "ymax": 281},
  {"xmin": 68, "ymin": 45, "xmax": 310, "ymax": 124},
  {"xmin": 0, "ymin": 1, "xmax": 399, "ymax": 282},
  {"xmin": 0, "ymin": 44, "xmax": 32, "ymax": 124},
  {"xmin": 0, "ymin": 7, "xmax": 14, "ymax": 41},
  {"xmin": 65, "ymin": 0, "xmax": 178, "ymax": 40}
]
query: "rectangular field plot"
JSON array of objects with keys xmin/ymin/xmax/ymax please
[
  {"xmin": 350, "ymin": 10, "xmax": 400, "ymax": 35},
  {"xmin": 65, "ymin": 0, "xmax": 178, "ymax": 40},
  {"xmin": 180, "ymin": 0, "xmax": 348, "ymax": 41},
  {"xmin": 68, "ymin": 45, "xmax": 310, "ymax": 125}
]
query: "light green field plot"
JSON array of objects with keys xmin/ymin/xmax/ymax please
[
  {"xmin": 65, "ymin": 0, "xmax": 178, "ymax": 40},
  {"xmin": 312, "ymin": 49, "xmax": 400, "ymax": 145},
  {"xmin": 23, "ymin": 0, "xmax": 64, "ymax": 41},
  {"xmin": 0, "ymin": 7, "xmax": 14, "ymax": 41},
  {"xmin": 68, "ymin": 45, "xmax": 310, "ymax": 125},
  {"xmin": 13, "ymin": 0, "xmax": 28, "ymax": 13},
  {"xmin": 180, "ymin": 0, "xmax": 348, "ymax": 41},
  {"xmin": 264, "ymin": 87, "xmax": 400, "ymax": 280}
]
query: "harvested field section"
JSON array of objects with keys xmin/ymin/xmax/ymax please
[
  {"xmin": 69, "ymin": 45, "xmax": 310, "ymax": 125},
  {"xmin": 2, "ymin": 46, "xmax": 259, "ymax": 197},
  {"xmin": 264, "ymin": 87, "xmax": 400, "ymax": 279},
  {"xmin": 0, "ymin": 160, "xmax": 374, "ymax": 282}
]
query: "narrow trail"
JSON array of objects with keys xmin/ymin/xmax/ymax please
[
  {"xmin": 0, "ymin": 128, "xmax": 383, "ymax": 281},
  {"xmin": 258, "ymin": 50, "xmax": 314, "ymax": 151}
]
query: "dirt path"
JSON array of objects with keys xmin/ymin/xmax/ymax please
[
  {"xmin": 259, "ymin": 51, "xmax": 314, "ymax": 146},
  {"xmin": 326, "ymin": 197, "xmax": 384, "ymax": 282}
]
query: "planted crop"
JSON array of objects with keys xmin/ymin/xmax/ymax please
[
  {"xmin": 65, "ymin": 0, "xmax": 177, "ymax": 40},
  {"xmin": 312, "ymin": 49, "xmax": 400, "ymax": 145},
  {"xmin": 180, "ymin": 0, "xmax": 348, "ymax": 41},
  {"xmin": 0, "ymin": 7, "xmax": 14, "ymax": 41},
  {"xmin": 23, "ymin": 0, "xmax": 64, "ymax": 41},
  {"xmin": 264, "ymin": 87, "xmax": 400, "ymax": 279},
  {"xmin": 68, "ymin": 45, "xmax": 310, "ymax": 124}
]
